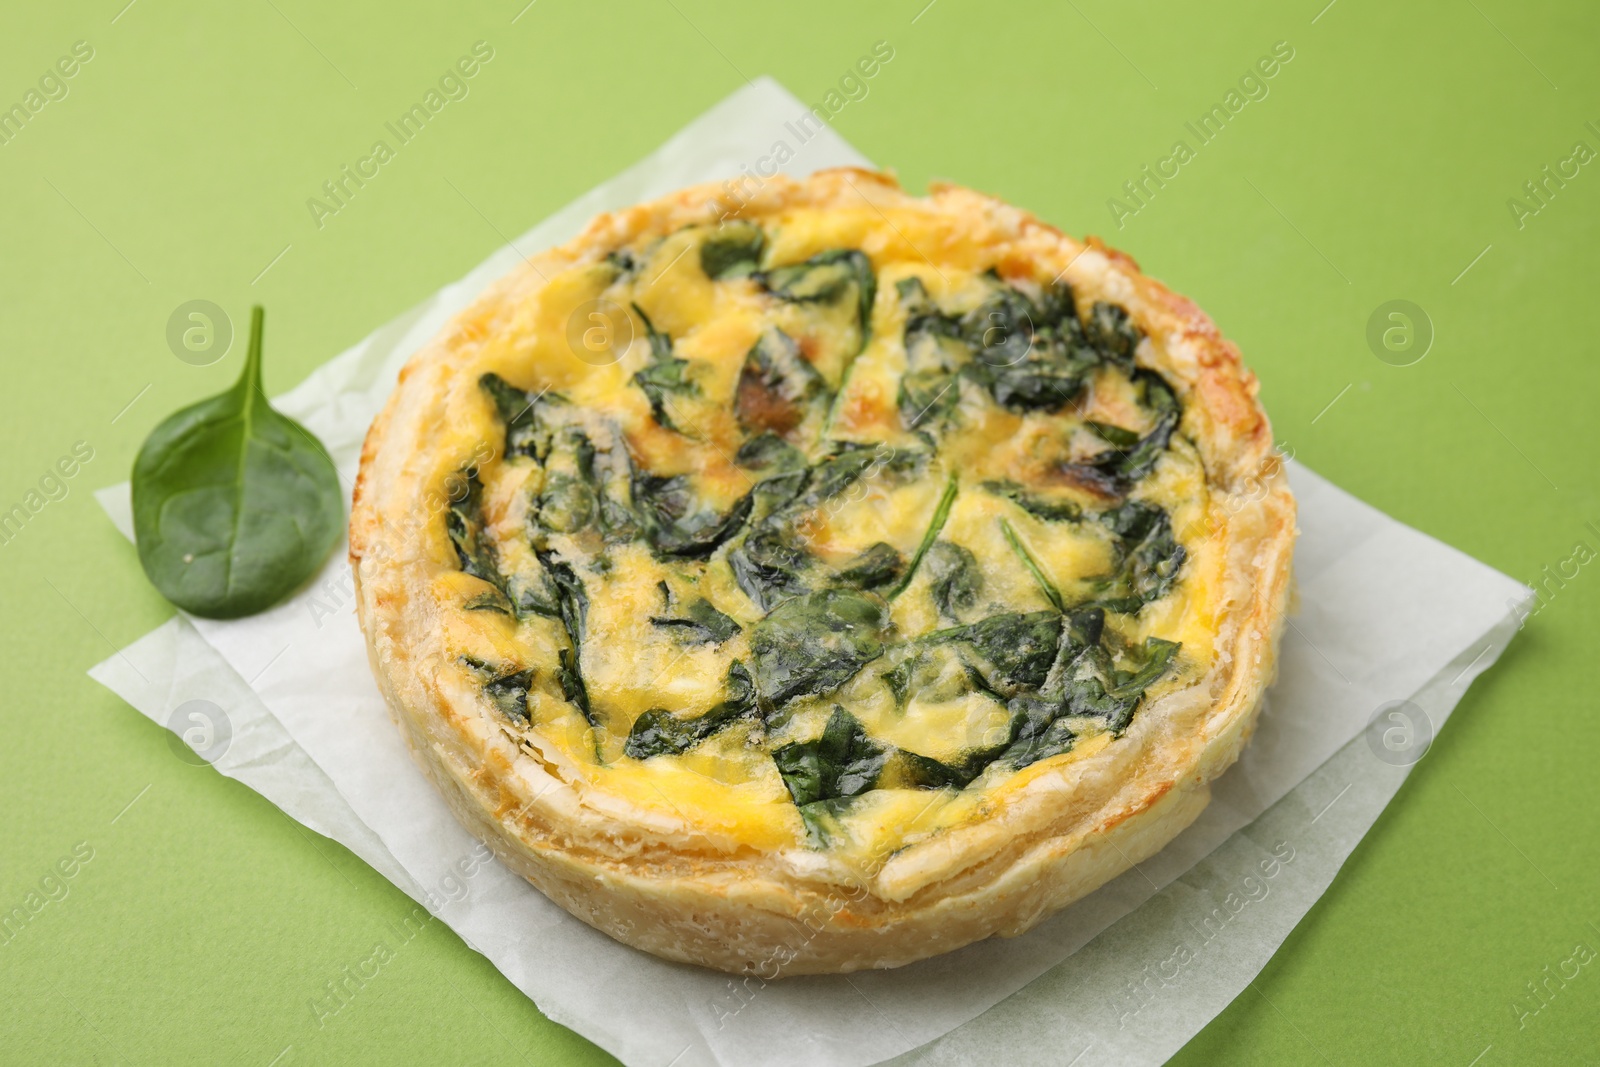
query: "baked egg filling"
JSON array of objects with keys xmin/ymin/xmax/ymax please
[{"xmin": 429, "ymin": 204, "xmax": 1221, "ymax": 868}]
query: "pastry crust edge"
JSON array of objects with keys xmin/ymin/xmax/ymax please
[{"xmin": 349, "ymin": 169, "xmax": 1297, "ymax": 975}]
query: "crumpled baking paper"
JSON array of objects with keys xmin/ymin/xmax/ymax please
[{"xmin": 88, "ymin": 77, "xmax": 1531, "ymax": 1067}]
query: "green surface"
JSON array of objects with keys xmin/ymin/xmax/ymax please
[{"xmin": 2, "ymin": 0, "xmax": 1595, "ymax": 1062}]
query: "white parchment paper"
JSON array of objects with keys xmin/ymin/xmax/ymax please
[{"xmin": 88, "ymin": 78, "xmax": 1531, "ymax": 1067}]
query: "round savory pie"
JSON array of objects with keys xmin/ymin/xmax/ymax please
[{"xmin": 350, "ymin": 169, "xmax": 1295, "ymax": 975}]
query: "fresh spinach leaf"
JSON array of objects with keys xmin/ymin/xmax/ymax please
[
  {"xmin": 751, "ymin": 589, "xmax": 888, "ymax": 708},
  {"xmin": 625, "ymin": 661, "xmax": 756, "ymax": 758},
  {"xmin": 699, "ymin": 221, "xmax": 766, "ymax": 280},
  {"xmin": 650, "ymin": 596, "xmax": 742, "ymax": 645},
  {"xmin": 132, "ymin": 306, "xmax": 343, "ymax": 619}
]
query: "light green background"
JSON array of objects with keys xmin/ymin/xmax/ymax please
[{"xmin": 2, "ymin": 1, "xmax": 1596, "ymax": 1063}]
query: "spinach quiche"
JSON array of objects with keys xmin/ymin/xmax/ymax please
[{"xmin": 350, "ymin": 169, "xmax": 1295, "ymax": 974}]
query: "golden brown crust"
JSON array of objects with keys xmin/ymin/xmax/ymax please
[{"xmin": 350, "ymin": 169, "xmax": 1296, "ymax": 974}]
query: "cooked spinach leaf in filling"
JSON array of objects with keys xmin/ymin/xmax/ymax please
[{"xmin": 449, "ymin": 223, "xmax": 1199, "ymax": 846}]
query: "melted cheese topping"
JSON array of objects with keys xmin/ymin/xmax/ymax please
[{"xmin": 424, "ymin": 202, "xmax": 1221, "ymax": 873}]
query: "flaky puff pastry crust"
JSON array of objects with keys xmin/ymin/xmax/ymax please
[{"xmin": 350, "ymin": 169, "xmax": 1296, "ymax": 975}]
